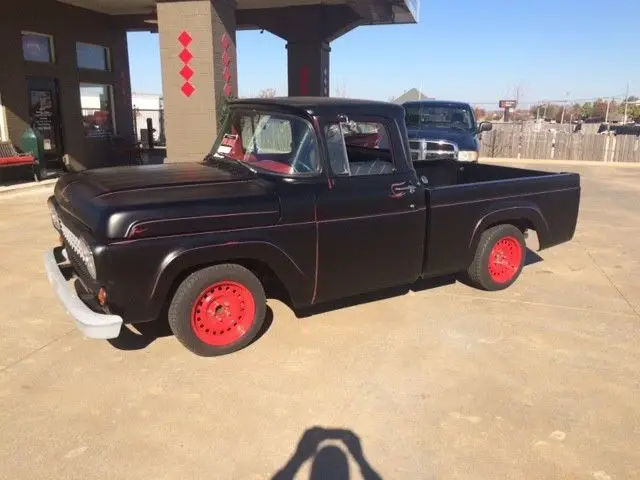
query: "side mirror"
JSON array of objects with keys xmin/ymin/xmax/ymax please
[{"xmin": 478, "ymin": 121, "xmax": 493, "ymax": 133}]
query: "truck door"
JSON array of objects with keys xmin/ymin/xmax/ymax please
[{"xmin": 314, "ymin": 114, "xmax": 426, "ymax": 304}]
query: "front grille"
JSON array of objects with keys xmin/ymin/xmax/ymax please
[
  {"xmin": 60, "ymin": 221, "xmax": 96, "ymax": 284},
  {"xmin": 426, "ymin": 142, "xmax": 455, "ymax": 153},
  {"xmin": 410, "ymin": 138, "xmax": 458, "ymax": 160},
  {"xmin": 65, "ymin": 243, "xmax": 95, "ymax": 290}
]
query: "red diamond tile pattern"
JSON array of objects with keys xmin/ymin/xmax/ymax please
[
  {"xmin": 178, "ymin": 31, "xmax": 192, "ymax": 47},
  {"xmin": 221, "ymin": 34, "xmax": 233, "ymax": 97},
  {"xmin": 178, "ymin": 32, "xmax": 194, "ymax": 98},
  {"xmin": 180, "ymin": 65, "xmax": 194, "ymax": 81},
  {"xmin": 181, "ymin": 82, "xmax": 195, "ymax": 97},
  {"xmin": 221, "ymin": 33, "xmax": 230, "ymax": 50},
  {"xmin": 179, "ymin": 48, "xmax": 193, "ymax": 64}
]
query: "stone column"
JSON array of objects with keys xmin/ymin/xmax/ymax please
[
  {"xmin": 157, "ymin": 0, "xmax": 237, "ymax": 163},
  {"xmin": 286, "ymin": 41, "xmax": 330, "ymax": 97}
]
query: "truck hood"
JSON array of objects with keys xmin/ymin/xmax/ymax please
[
  {"xmin": 406, "ymin": 127, "xmax": 479, "ymax": 151},
  {"xmin": 53, "ymin": 161, "xmax": 280, "ymax": 240}
]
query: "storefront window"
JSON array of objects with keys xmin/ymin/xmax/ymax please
[
  {"xmin": 80, "ymin": 84, "xmax": 115, "ymax": 137},
  {"xmin": 22, "ymin": 32, "xmax": 54, "ymax": 63},
  {"xmin": 76, "ymin": 42, "xmax": 110, "ymax": 71}
]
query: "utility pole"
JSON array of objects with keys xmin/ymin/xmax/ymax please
[
  {"xmin": 605, "ymin": 97, "xmax": 612, "ymax": 124},
  {"xmin": 560, "ymin": 91, "xmax": 570, "ymax": 124},
  {"xmin": 623, "ymin": 80, "xmax": 630, "ymax": 124}
]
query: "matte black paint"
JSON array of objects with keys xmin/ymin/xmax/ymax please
[{"xmin": 48, "ymin": 97, "xmax": 581, "ymax": 325}]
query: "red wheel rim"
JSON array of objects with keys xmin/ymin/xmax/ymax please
[
  {"xmin": 191, "ymin": 280, "xmax": 256, "ymax": 346},
  {"xmin": 488, "ymin": 236, "xmax": 523, "ymax": 284}
]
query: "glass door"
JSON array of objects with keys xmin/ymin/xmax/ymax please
[{"xmin": 26, "ymin": 77, "xmax": 64, "ymax": 167}]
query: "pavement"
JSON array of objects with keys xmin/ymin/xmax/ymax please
[{"xmin": 1, "ymin": 162, "xmax": 639, "ymax": 480}]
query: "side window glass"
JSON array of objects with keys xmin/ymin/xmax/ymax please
[
  {"xmin": 324, "ymin": 119, "xmax": 395, "ymax": 177},
  {"xmin": 324, "ymin": 123, "xmax": 350, "ymax": 175}
]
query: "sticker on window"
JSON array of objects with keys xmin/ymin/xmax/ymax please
[{"xmin": 215, "ymin": 134, "xmax": 239, "ymax": 157}]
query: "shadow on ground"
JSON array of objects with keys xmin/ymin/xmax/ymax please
[
  {"xmin": 298, "ymin": 248, "xmax": 544, "ymax": 317},
  {"xmin": 107, "ymin": 306, "xmax": 274, "ymax": 351},
  {"xmin": 271, "ymin": 427, "xmax": 382, "ymax": 480},
  {"xmin": 106, "ymin": 248, "xmax": 542, "ymax": 351}
]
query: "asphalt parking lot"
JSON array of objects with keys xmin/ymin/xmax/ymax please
[{"xmin": 1, "ymin": 161, "xmax": 639, "ymax": 480}]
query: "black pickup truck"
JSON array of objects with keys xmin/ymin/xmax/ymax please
[{"xmin": 44, "ymin": 97, "xmax": 581, "ymax": 357}]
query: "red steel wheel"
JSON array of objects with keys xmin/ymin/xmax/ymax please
[
  {"xmin": 487, "ymin": 236, "xmax": 523, "ymax": 284},
  {"xmin": 191, "ymin": 280, "xmax": 256, "ymax": 346},
  {"xmin": 168, "ymin": 264, "xmax": 267, "ymax": 356},
  {"xmin": 466, "ymin": 224, "xmax": 526, "ymax": 291}
]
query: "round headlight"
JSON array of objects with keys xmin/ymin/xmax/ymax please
[
  {"xmin": 48, "ymin": 203, "xmax": 61, "ymax": 231},
  {"xmin": 458, "ymin": 151, "xmax": 479, "ymax": 162}
]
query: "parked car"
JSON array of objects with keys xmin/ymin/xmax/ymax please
[
  {"xmin": 44, "ymin": 97, "xmax": 581, "ymax": 357},
  {"xmin": 403, "ymin": 100, "xmax": 492, "ymax": 162}
]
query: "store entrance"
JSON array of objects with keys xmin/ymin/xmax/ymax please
[{"xmin": 26, "ymin": 77, "xmax": 64, "ymax": 168}]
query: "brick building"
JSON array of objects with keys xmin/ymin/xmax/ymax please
[{"xmin": 0, "ymin": 0, "xmax": 418, "ymax": 171}]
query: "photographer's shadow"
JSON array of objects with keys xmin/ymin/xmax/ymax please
[{"xmin": 271, "ymin": 427, "xmax": 382, "ymax": 480}]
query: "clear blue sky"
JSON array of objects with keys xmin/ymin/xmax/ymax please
[{"xmin": 127, "ymin": 0, "xmax": 640, "ymax": 108}]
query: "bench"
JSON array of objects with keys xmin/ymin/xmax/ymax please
[{"xmin": 0, "ymin": 141, "xmax": 38, "ymax": 182}]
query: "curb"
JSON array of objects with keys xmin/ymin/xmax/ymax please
[
  {"xmin": 0, "ymin": 178, "xmax": 57, "ymax": 196},
  {"xmin": 480, "ymin": 158, "xmax": 640, "ymax": 168}
]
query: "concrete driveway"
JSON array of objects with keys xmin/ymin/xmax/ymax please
[{"xmin": 1, "ymin": 162, "xmax": 639, "ymax": 480}]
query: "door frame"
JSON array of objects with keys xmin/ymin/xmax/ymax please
[
  {"xmin": 313, "ymin": 113, "xmax": 426, "ymax": 303},
  {"xmin": 25, "ymin": 76, "xmax": 65, "ymax": 166},
  {"xmin": 0, "ymin": 90, "xmax": 9, "ymax": 142}
]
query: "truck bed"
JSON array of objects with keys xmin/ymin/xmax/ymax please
[
  {"xmin": 415, "ymin": 159, "xmax": 581, "ymax": 277},
  {"xmin": 414, "ymin": 158, "xmax": 558, "ymax": 187}
]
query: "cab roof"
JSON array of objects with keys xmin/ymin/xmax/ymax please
[
  {"xmin": 402, "ymin": 100, "xmax": 472, "ymax": 109},
  {"xmin": 230, "ymin": 96, "xmax": 406, "ymax": 118}
]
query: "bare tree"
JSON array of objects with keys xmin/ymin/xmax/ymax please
[
  {"xmin": 333, "ymin": 79, "xmax": 348, "ymax": 98},
  {"xmin": 473, "ymin": 106, "xmax": 486, "ymax": 120},
  {"xmin": 258, "ymin": 88, "xmax": 277, "ymax": 98}
]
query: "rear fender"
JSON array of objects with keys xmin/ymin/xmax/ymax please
[
  {"xmin": 150, "ymin": 241, "xmax": 312, "ymax": 310},
  {"xmin": 468, "ymin": 204, "xmax": 550, "ymax": 262}
]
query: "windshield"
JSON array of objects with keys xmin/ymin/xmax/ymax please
[
  {"xmin": 405, "ymin": 104, "xmax": 476, "ymax": 132},
  {"xmin": 208, "ymin": 109, "xmax": 319, "ymax": 175}
]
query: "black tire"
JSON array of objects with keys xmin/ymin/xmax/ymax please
[
  {"xmin": 168, "ymin": 264, "xmax": 266, "ymax": 357},
  {"xmin": 466, "ymin": 224, "xmax": 526, "ymax": 291}
]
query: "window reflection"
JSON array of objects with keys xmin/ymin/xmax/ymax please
[
  {"xmin": 22, "ymin": 33, "xmax": 54, "ymax": 63},
  {"xmin": 76, "ymin": 42, "xmax": 110, "ymax": 71},
  {"xmin": 80, "ymin": 83, "xmax": 115, "ymax": 137}
]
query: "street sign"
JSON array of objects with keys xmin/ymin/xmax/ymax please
[{"xmin": 499, "ymin": 100, "xmax": 517, "ymax": 109}]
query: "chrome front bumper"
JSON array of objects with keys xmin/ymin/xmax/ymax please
[{"xmin": 43, "ymin": 248, "xmax": 123, "ymax": 339}]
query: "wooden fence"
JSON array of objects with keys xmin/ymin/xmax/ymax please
[{"xmin": 480, "ymin": 131, "xmax": 640, "ymax": 163}]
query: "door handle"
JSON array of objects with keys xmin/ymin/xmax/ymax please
[{"xmin": 390, "ymin": 182, "xmax": 417, "ymax": 198}]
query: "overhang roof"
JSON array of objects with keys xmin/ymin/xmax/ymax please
[{"xmin": 56, "ymin": 0, "xmax": 419, "ymax": 25}]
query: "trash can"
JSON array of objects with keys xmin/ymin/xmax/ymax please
[{"xmin": 21, "ymin": 127, "xmax": 46, "ymax": 181}]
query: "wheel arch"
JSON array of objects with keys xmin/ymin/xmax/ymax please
[
  {"xmin": 150, "ymin": 242, "xmax": 311, "ymax": 313},
  {"xmin": 468, "ymin": 204, "xmax": 550, "ymax": 262}
]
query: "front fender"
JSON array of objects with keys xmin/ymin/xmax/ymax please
[
  {"xmin": 150, "ymin": 241, "xmax": 313, "ymax": 309},
  {"xmin": 468, "ymin": 203, "xmax": 550, "ymax": 261}
]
